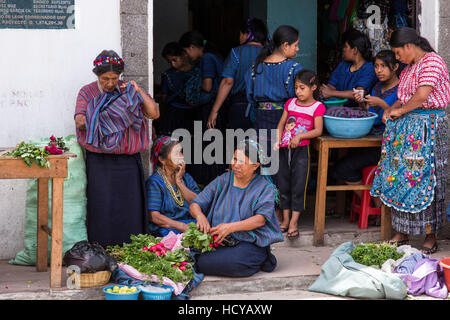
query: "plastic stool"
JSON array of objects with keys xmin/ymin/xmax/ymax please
[{"xmin": 349, "ymin": 165, "xmax": 381, "ymax": 229}]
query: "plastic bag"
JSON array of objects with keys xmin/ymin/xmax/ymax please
[{"xmin": 63, "ymin": 240, "xmax": 118, "ymax": 273}]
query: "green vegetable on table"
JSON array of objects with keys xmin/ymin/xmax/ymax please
[
  {"xmin": 4, "ymin": 142, "xmax": 50, "ymax": 168},
  {"xmin": 350, "ymin": 242, "xmax": 405, "ymax": 268},
  {"xmin": 181, "ymin": 222, "xmax": 216, "ymax": 253}
]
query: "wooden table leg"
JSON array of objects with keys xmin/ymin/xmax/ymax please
[
  {"xmin": 50, "ymin": 178, "xmax": 64, "ymax": 288},
  {"xmin": 37, "ymin": 178, "xmax": 49, "ymax": 272},
  {"xmin": 380, "ymin": 204, "xmax": 392, "ymax": 241},
  {"xmin": 314, "ymin": 141, "xmax": 329, "ymax": 246}
]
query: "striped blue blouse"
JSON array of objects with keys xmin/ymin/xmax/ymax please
[
  {"xmin": 192, "ymin": 171, "xmax": 284, "ymax": 247},
  {"xmin": 146, "ymin": 171, "xmax": 200, "ymax": 234},
  {"xmin": 245, "ymin": 59, "xmax": 304, "ymax": 105},
  {"xmin": 200, "ymin": 52, "xmax": 224, "ymax": 98},
  {"xmin": 222, "ymin": 44, "xmax": 263, "ymax": 96}
]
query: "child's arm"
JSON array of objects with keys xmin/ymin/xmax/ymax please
[
  {"xmin": 288, "ymin": 116, "xmax": 324, "ymax": 148},
  {"xmin": 274, "ymin": 110, "xmax": 289, "ymax": 150}
]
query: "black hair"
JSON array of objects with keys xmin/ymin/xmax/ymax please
[
  {"xmin": 151, "ymin": 136, "xmax": 180, "ymax": 168},
  {"xmin": 389, "ymin": 27, "xmax": 435, "ymax": 52},
  {"xmin": 374, "ymin": 50, "xmax": 400, "ymax": 74},
  {"xmin": 239, "ymin": 17, "xmax": 268, "ymax": 45},
  {"xmin": 342, "ymin": 29, "xmax": 373, "ymax": 62},
  {"xmin": 178, "ymin": 31, "xmax": 222, "ymax": 58},
  {"xmin": 92, "ymin": 50, "xmax": 124, "ymax": 76},
  {"xmin": 162, "ymin": 42, "xmax": 184, "ymax": 59},
  {"xmin": 295, "ymin": 69, "xmax": 320, "ymax": 100},
  {"xmin": 254, "ymin": 25, "xmax": 299, "ymax": 72}
]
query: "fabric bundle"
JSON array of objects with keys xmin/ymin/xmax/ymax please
[
  {"xmin": 325, "ymin": 106, "xmax": 373, "ymax": 118},
  {"xmin": 85, "ymin": 82, "xmax": 144, "ymax": 152}
]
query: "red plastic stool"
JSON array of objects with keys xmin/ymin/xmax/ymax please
[{"xmin": 349, "ymin": 165, "xmax": 381, "ymax": 229}]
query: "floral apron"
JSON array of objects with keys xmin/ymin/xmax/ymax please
[{"xmin": 371, "ymin": 109, "xmax": 446, "ymax": 213}]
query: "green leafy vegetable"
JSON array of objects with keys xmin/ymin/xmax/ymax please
[
  {"xmin": 181, "ymin": 222, "xmax": 215, "ymax": 253},
  {"xmin": 350, "ymin": 242, "xmax": 404, "ymax": 268},
  {"xmin": 106, "ymin": 234, "xmax": 194, "ymax": 284},
  {"xmin": 4, "ymin": 142, "xmax": 50, "ymax": 168}
]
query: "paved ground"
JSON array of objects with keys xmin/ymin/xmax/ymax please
[{"xmin": 1, "ymin": 211, "xmax": 449, "ymax": 300}]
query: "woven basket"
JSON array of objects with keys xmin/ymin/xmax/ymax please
[{"xmin": 77, "ymin": 271, "xmax": 111, "ymax": 288}]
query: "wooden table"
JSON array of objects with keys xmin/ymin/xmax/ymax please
[
  {"xmin": 0, "ymin": 149, "xmax": 76, "ymax": 288},
  {"xmin": 311, "ymin": 135, "xmax": 392, "ymax": 246}
]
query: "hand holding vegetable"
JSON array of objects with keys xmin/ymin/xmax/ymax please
[{"xmin": 210, "ymin": 223, "xmax": 234, "ymax": 245}]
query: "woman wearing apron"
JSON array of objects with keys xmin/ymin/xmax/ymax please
[{"xmin": 371, "ymin": 27, "xmax": 450, "ymax": 254}]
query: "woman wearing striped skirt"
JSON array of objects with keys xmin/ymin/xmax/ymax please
[
  {"xmin": 371, "ymin": 28, "xmax": 449, "ymax": 255},
  {"xmin": 74, "ymin": 50, "xmax": 160, "ymax": 247}
]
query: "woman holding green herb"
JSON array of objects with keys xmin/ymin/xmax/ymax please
[
  {"xmin": 189, "ymin": 138, "xmax": 283, "ymax": 277},
  {"xmin": 146, "ymin": 136, "xmax": 200, "ymax": 237}
]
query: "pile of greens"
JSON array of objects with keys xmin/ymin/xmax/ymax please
[
  {"xmin": 106, "ymin": 234, "xmax": 194, "ymax": 284},
  {"xmin": 181, "ymin": 222, "xmax": 216, "ymax": 253},
  {"xmin": 350, "ymin": 242, "xmax": 405, "ymax": 268},
  {"xmin": 4, "ymin": 142, "xmax": 50, "ymax": 168}
]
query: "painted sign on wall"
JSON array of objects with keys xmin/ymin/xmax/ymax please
[{"xmin": 0, "ymin": 0, "xmax": 75, "ymax": 29}]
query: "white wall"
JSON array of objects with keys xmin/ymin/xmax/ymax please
[
  {"xmin": 0, "ymin": 0, "xmax": 122, "ymax": 259},
  {"xmin": 419, "ymin": 0, "xmax": 440, "ymax": 51}
]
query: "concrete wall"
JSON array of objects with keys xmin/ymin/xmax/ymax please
[{"xmin": 0, "ymin": 0, "xmax": 122, "ymax": 259}]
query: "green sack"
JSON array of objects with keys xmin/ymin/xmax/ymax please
[
  {"xmin": 9, "ymin": 135, "xmax": 88, "ymax": 266},
  {"xmin": 308, "ymin": 242, "xmax": 407, "ymax": 300}
]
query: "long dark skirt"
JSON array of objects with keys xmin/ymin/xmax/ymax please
[
  {"xmin": 226, "ymin": 93, "xmax": 252, "ymax": 131},
  {"xmin": 85, "ymin": 151, "xmax": 149, "ymax": 247},
  {"xmin": 194, "ymin": 241, "xmax": 277, "ymax": 277}
]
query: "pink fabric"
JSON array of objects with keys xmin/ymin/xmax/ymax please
[
  {"xmin": 118, "ymin": 263, "xmax": 185, "ymax": 295},
  {"xmin": 160, "ymin": 231, "xmax": 186, "ymax": 252},
  {"xmin": 279, "ymin": 98, "xmax": 325, "ymax": 147},
  {"xmin": 397, "ymin": 52, "xmax": 450, "ymax": 109}
]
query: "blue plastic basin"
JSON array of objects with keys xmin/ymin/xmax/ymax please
[
  {"xmin": 140, "ymin": 284, "xmax": 174, "ymax": 300},
  {"xmin": 323, "ymin": 112, "xmax": 378, "ymax": 138},
  {"xmin": 103, "ymin": 285, "xmax": 141, "ymax": 300}
]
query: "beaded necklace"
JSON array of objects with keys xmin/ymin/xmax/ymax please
[{"xmin": 158, "ymin": 168, "xmax": 184, "ymax": 207}]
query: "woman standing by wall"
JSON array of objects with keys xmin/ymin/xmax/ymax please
[
  {"xmin": 74, "ymin": 50, "xmax": 159, "ymax": 247},
  {"xmin": 371, "ymin": 28, "xmax": 450, "ymax": 254}
]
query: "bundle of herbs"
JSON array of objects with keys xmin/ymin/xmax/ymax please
[
  {"xmin": 106, "ymin": 234, "xmax": 194, "ymax": 284},
  {"xmin": 350, "ymin": 242, "xmax": 405, "ymax": 268},
  {"xmin": 181, "ymin": 222, "xmax": 221, "ymax": 253}
]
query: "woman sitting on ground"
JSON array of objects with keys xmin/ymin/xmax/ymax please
[
  {"xmin": 190, "ymin": 138, "xmax": 284, "ymax": 277},
  {"xmin": 146, "ymin": 136, "xmax": 200, "ymax": 237}
]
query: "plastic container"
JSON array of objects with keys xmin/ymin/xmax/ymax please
[
  {"xmin": 323, "ymin": 112, "xmax": 378, "ymax": 138},
  {"xmin": 323, "ymin": 98, "xmax": 348, "ymax": 108},
  {"xmin": 103, "ymin": 285, "xmax": 141, "ymax": 300},
  {"xmin": 140, "ymin": 284, "xmax": 174, "ymax": 300},
  {"xmin": 438, "ymin": 257, "xmax": 450, "ymax": 290}
]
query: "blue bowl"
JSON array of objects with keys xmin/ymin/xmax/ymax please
[
  {"xmin": 103, "ymin": 285, "xmax": 141, "ymax": 300},
  {"xmin": 323, "ymin": 112, "xmax": 378, "ymax": 138},
  {"xmin": 140, "ymin": 284, "xmax": 174, "ymax": 300},
  {"xmin": 323, "ymin": 98, "xmax": 348, "ymax": 108}
]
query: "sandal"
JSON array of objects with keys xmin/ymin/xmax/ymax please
[
  {"xmin": 287, "ymin": 230, "xmax": 299, "ymax": 239},
  {"xmin": 421, "ymin": 242, "xmax": 438, "ymax": 255},
  {"xmin": 280, "ymin": 226, "xmax": 288, "ymax": 233},
  {"xmin": 388, "ymin": 239, "xmax": 410, "ymax": 246}
]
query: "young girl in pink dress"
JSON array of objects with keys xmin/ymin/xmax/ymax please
[{"xmin": 274, "ymin": 70, "xmax": 325, "ymax": 239}]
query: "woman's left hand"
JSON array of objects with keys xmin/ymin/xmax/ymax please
[{"xmin": 210, "ymin": 223, "xmax": 235, "ymax": 244}]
